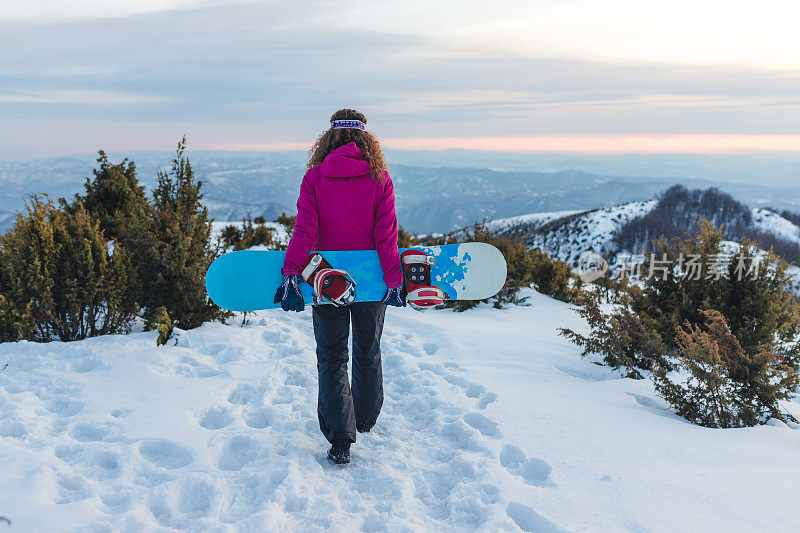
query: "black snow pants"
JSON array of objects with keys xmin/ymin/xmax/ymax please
[{"xmin": 312, "ymin": 301, "xmax": 386, "ymax": 444}]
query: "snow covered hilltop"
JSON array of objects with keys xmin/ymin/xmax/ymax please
[
  {"xmin": 488, "ymin": 185, "xmax": 800, "ymax": 271},
  {"xmin": 2, "ymin": 291, "xmax": 799, "ymax": 531}
]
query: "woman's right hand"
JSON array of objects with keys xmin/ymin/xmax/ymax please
[{"xmin": 274, "ymin": 274, "xmax": 305, "ymax": 312}]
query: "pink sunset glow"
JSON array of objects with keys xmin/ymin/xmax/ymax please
[{"xmin": 206, "ymin": 135, "xmax": 800, "ymax": 154}]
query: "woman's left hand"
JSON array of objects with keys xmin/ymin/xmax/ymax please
[{"xmin": 381, "ymin": 286, "xmax": 406, "ymax": 307}]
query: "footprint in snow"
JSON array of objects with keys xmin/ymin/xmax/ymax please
[
  {"xmin": 414, "ymin": 457, "xmax": 482, "ymax": 520},
  {"xmin": 261, "ymin": 329, "xmax": 286, "ymax": 344},
  {"xmin": 0, "ymin": 421, "xmax": 27, "ymax": 439},
  {"xmin": 477, "ymin": 391, "xmax": 497, "ymax": 409},
  {"xmin": 418, "ymin": 361, "xmax": 487, "ymax": 399},
  {"xmin": 282, "ymin": 493, "xmax": 310, "ymax": 512},
  {"xmin": 199, "ymin": 342, "xmax": 244, "ymax": 362},
  {"xmin": 500, "ymin": 444, "xmax": 553, "ymax": 487},
  {"xmin": 506, "ymin": 502, "xmax": 567, "ymax": 533},
  {"xmin": 101, "ymin": 490, "xmax": 132, "ymax": 513},
  {"xmin": 218, "ymin": 435, "xmax": 260, "ymax": 471},
  {"xmin": 219, "ymin": 470, "xmax": 287, "ymax": 522},
  {"xmin": 226, "ymin": 382, "xmax": 267, "ymax": 406},
  {"xmin": 284, "ymin": 367, "xmax": 313, "ymax": 387},
  {"xmin": 242, "ymin": 406, "xmax": 280, "ymax": 430},
  {"xmin": 68, "ymin": 422, "xmax": 113, "ymax": 442},
  {"xmin": 147, "ymin": 492, "xmax": 175, "ymax": 528},
  {"xmin": 55, "ymin": 473, "xmax": 92, "ymax": 504},
  {"xmin": 441, "ymin": 419, "xmax": 491, "ymax": 454},
  {"xmin": 176, "ymin": 475, "xmax": 216, "ymax": 518},
  {"xmin": 463, "ymin": 412, "xmax": 502, "ymax": 438},
  {"xmin": 74, "ymin": 447, "xmax": 123, "ymax": 481},
  {"xmin": 132, "ymin": 465, "xmax": 175, "ymax": 488},
  {"xmin": 139, "ymin": 439, "xmax": 193, "ymax": 469},
  {"xmin": 171, "ymin": 354, "xmax": 225, "ymax": 378},
  {"xmin": 197, "ymin": 405, "xmax": 235, "ymax": 430}
]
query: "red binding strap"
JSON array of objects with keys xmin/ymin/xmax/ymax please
[
  {"xmin": 302, "ymin": 253, "xmax": 356, "ymax": 306},
  {"xmin": 406, "ymin": 286, "xmax": 446, "ymax": 310},
  {"xmin": 311, "ymin": 268, "xmax": 356, "ymax": 306}
]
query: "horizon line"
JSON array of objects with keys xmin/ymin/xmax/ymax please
[
  {"xmin": 204, "ymin": 134, "xmax": 800, "ymax": 155},
  {"xmin": 4, "ymin": 134, "xmax": 800, "ymax": 163}
]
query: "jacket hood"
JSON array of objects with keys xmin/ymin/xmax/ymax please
[{"xmin": 319, "ymin": 142, "xmax": 370, "ymax": 178}]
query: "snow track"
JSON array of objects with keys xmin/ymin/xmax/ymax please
[
  {"xmin": 0, "ymin": 308, "xmax": 561, "ymax": 531},
  {"xmin": 2, "ymin": 291, "xmax": 799, "ymax": 531}
]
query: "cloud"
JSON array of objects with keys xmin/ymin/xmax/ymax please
[
  {"xmin": 1, "ymin": 1, "xmax": 799, "ymax": 159},
  {"xmin": 0, "ymin": 90, "xmax": 173, "ymax": 105},
  {"xmin": 0, "ymin": 0, "xmax": 248, "ymax": 21}
]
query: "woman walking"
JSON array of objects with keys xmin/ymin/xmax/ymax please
[{"xmin": 274, "ymin": 109, "xmax": 405, "ymax": 464}]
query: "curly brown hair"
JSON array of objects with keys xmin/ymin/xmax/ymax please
[{"xmin": 307, "ymin": 109, "xmax": 388, "ymax": 181}]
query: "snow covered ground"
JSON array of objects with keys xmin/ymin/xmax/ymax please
[{"xmin": 1, "ymin": 290, "xmax": 799, "ymax": 531}]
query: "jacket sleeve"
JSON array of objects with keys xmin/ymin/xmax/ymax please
[
  {"xmin": 374, "ymin": 172, "xmax": 403, "ymax": 288},
  {"xmin": 281, "ymin": 170, "xmax": 318, "ymax": 276}
]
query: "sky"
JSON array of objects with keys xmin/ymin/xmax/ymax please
[{"xmin": 2, "ymin": 0, "xmax": 800, "ymax": 160}]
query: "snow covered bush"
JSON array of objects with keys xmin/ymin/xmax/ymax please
[
  {"xmin": 527, "ymin": 247, "xmax": 582, "ymax": 303},
  {"xmin": 397, "ymin": 225, "xmax": 418, "ymax": 248},
  {"xmin": 272, "ymin": 213, "xmax": 296, "ymax": 250},
  {"xmin": 562, "ymin": 219, "xmax": 800, "ymax": 426},
  {"xmin": 653, "ymin": 310, "xmax": 799, "ymax": 428},
  {"xmin": 216, "ymin": 215, "xmax": 275, "ymax": 251},
  {"xmin": 72, "ymin": 150, "xmax": 148, "ymax": 244},
  {"xmin": 630, "ymin": 220, "xmax": 800, "ymax": 359},
  {"xmin": 144, "ymin": 306, "xmax": 174, "ymax": 346},
  {"xmin": 70, "ymin": 138, "xmax": 231, "ymax": 331},
  {"xmin": 127, "ymin": 138, "xmax": 231, "ymax": 329},
  {"xmin": 0, "ymin": 195, "xmax": 137, "ymax": 342},
  {"xmin": 558, "ymin": 293, "xmax": 668, "ymax": 378}
]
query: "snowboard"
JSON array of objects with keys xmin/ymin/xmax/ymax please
[{"xmin": 205, "ymin": 243, "xmax": 507, "ymax": 312}]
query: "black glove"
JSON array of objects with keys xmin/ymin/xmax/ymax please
[
  {"xmin": 381, "ymin": 286, "xmax": 406, "ymax": 307},
  {"xmin": 274, "ymin": 274, "xmax": 305, "ymax": 312}
]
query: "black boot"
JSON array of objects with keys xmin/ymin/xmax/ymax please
[
  {"xmin": 327, "ymin": 441, "xmax": 351, "ymax": 465},
  {"xmin": 356, "ymin": 421, "xmax": 374, "ymax": 433}
]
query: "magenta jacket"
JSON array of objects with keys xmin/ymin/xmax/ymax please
[{"xmin": 281, "ymin": 142, "xmax": 403, "ymax": 288}]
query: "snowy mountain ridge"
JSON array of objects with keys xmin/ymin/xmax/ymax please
[
  {"xmin": 4, "ymin": 151, "xmax": 800, "ymax": 235},
  {"xmin": 489, "ymin": 200, "xmax": 800, "ymax": 268}
]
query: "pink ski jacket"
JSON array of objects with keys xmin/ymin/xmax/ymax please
[{"xmin": 281, "ymin": 142, "xmax": 403, "ymax": 288}]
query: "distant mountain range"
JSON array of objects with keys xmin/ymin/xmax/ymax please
[{"xmin": 1, "ymin": 150, "xmax": 800, "ymax": 235}]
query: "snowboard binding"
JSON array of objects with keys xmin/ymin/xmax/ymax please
[
  {"xmin": 401, "ymin": 249, "xmax": 446, "ymax": 311},
  {"xmin": 302, "ymin": 253, "xmax": 356, "ymax": 306}
]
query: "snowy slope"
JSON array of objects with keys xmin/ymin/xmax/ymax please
[
  {"xmin": 485, "ymin": 210, "xmax": 583, "ymax": 234},
  {"xmin": 490, "ymin": 203, "xmax": 800, "ymax": 270},
  {"xmin": 1, "ymin": 291, "xmax": 799, "ymax": 531},
  {"xmin": 522, "ymin": 201, "xmax": 656, "ymax": 266},
  {"xmin": 751, "ymin": 208, "xmax": 800, "ymax": 245}
]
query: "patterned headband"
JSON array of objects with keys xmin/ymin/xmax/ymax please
[{"xmin": 331, "ymin": 119, "xmax": 366, "ymax": 130}]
